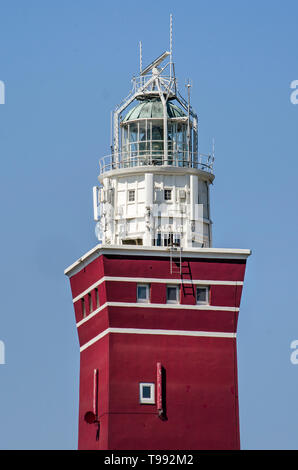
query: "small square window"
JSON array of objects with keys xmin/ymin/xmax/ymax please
[
  {"xmin": 137, "ymin": 284, "xmax": 149, "ymax": 303},
  {"xmin": 167, "ymin": 285, "xmax": 179, "ymax": 304},
  {"xmin": 128, "ymin": 190, "xmax": 135, "ymax": 202},
  {"xmin": 196, "ymin": 286, "xmax": 209, "ymax": 305},
  {"xmin": 139, "ymin": 383, "xmax": 155, "ymax": 404},
  {"xmin": 164, "ymin": 189, "xmax": 172, "ymax": 201}
]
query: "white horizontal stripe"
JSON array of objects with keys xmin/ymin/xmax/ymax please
[
  {"xmin": 72, "ymin": 276, "xmax": 243, "ymax": 303},
  {"xmin": 76, "ymin": 303, "xmax": 107, "ymax": 327},
  {"xmin": 72, "ymin": 278, "xmax": 105, "ymax": 303},
  {"xmin": 106, "ymin": 301, "xmax": 239, "ymax": 312},
  {"xmin": 76, "ymin": 301, "xmax": 239, "ymax": 328},
  {"xmin": 80, "ymin": 327, "xmax": 236, "ymax": 352}
]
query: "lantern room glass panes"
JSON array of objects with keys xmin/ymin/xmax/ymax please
[{"xmin": 121, "ymin": 117, "xmax": 189, "ymax": 167}]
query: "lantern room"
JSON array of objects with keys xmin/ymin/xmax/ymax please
[{"xmin": 120, "ymin": 97, "xmax": 189, "ymax": 167}]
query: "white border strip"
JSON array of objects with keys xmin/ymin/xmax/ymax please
[
  {"xmin": 72, "ymin": 276, "xmax": 243, "ymax": 304},
  {"xmin": 80, "ymin": 327, "xmax": 236, "ymax": 352},
  {"xmin": 73, "ymin": 277, "xmax": 105, "ymax": 303},
  {"xmin": 64, "ymin": 244, "xmax": 251, "ymax": 277},
  {"xmin": 76, "ymin": 301, "xmax": 239, "ymax": 328},
  {"xmin": 77, "ymin": 303, "xmax": 107, "ymax": 327}
]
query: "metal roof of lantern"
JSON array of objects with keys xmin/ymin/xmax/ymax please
[{"xmin": 122, "ymin": 98, "xmax": 186, "ymax": 122}]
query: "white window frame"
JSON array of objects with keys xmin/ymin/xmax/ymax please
[
  {"xmin": 196, "ymin": 286, "xmax": 209, "ymax": 305},
  {"xmin": 139, "ymin": 382, "xmax": 155, "ymax": 404},
  {"xmin": 166, "ymin": 284, "xmax": 180, "ymax": 304},
  {"xmin": 137, "ymin": 283, "xmax": 150, "ymax": 303}
]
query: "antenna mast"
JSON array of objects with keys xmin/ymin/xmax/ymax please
[
  {"xmin": 139, "ymin": 41, "xmax": 142, "ymax": 75},
  {"xmin": 186, "ymin": 80, "xmax": 192, "ymax": 164},
  {"xmin": 170, "ymin": 14, "xmax": 173, "ymax": 81}
]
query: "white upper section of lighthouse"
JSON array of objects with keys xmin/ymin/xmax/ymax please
[{"xmin": 93, "ymin": 43, "xmax": 215, "ymax": 249}]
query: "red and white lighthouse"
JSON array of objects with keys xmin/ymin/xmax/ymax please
[{"xmin": 65, "ymin": 44, "xmax": 250, "ymax": 450}]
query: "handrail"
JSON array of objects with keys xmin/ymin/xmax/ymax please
[{"xmin": 98, "ymin": 150, "xmax": 214, "ymax": 175}]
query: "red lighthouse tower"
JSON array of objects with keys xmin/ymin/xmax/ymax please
[{"xmin": 65, "ymin": 44, "xmax": 250, "ymax": 450}]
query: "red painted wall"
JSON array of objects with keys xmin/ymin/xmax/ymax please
[
  {"xmin": 108, "ymin": 334, "xmax": 239, "ymax": 450},
  {"xmin": 67, "ymin": 252, "xmax": 247, "ymax": 450}
]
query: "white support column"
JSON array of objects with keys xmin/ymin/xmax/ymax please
[
  {"xmin": 155, "ymin": 74, "xmax": 168, "ymax": 165},
  {"xmin": 93, "ymin": 186, "xmax": 99, "ymax": 221},
  {"xmin": 190, "ymin": 174, "xmax": 198, "ymax": 221},
  {"xmin": 113, "ymin": 111, "xmax": 119, "ymax": 166},
  {"xmin": 144, "ymin": 173, "xmax": 154, "ymax": 246},
  {"xmin": 207, "ymin": 182, "xmax": 212, "ymax": 247},
  {"xmin": 162, "ymin": 99, "xmax": 168, "ymax": 166},
  {"xmin": 145, "ymin": 173, "xmax": 154, "ymax": 206}
]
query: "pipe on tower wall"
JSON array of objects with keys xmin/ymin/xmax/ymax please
[{"xmin": 144, "ymin": 173, "xmax": 154, "ymax": 246}]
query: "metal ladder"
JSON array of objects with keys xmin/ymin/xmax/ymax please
[
  {"xmin": 181, "ymin": 260, "xmax": 195, "ymax": 297},
  {"xmin": 169, "ymin": 247, "xmax": 195, "ymax": 297},
  {"xmin": 169, "ymin": 246, "xmax": 182, "ymax": 275}
]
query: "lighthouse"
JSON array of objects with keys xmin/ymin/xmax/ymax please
[{"xmin": 65, "ymin": 40, "xmax": 250, "ymax": 450}]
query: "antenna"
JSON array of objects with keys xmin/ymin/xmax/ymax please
[
  {"xmin": 186, "ymin": 80, "xmax": 192, "ymax": 163},
  {"xmin": 110, "ymin": 110, "xmax": 113, "ymax": 153},
  {"xmin": 140, "ymin": 51, "xmax": 170, "ymax": 76},
  {"xmin": 170, "ymin": 14, "xmax": 173, "ymax": 80},
  {"xmin": 139, "ymin": 41, "xmax": 142, "ymax": 75}
]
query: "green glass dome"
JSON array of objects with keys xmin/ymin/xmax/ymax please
[{"xmin": 122, "ymin": 98, "xmax": 186, "ymax": 122}]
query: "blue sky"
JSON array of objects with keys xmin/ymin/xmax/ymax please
[{"xmin": 0, "ymin": 0, "xmax": 298, "ymax": 449}]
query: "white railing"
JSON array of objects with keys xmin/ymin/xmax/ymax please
[
  {"xmin": 132, "ymin": 75, "xmax": 176, "ymax": 96},
  {"xmin": 99, "ymin": 150, "xmax": 214, "ymax": 175}
]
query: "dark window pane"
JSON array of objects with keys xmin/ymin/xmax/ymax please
[
  {"xmin": 197, "ymin": 287, "xmax": 207, "ymax": 303},
  {"xmin": 142, "ymin": 386, "xmax": 151, "ymax": 399},
  {"xmin": 137, "ymin": 286, "xmax": 147, "ymax": 300},
  {"xmin": 164, "ymin": 189, "xmax": 172, "ymax": 200},
  {"xmin": 128, "ymin": 190, "xmax": 135, "ymax": 202},
  {"xmin": 167, "ymin": 287, "xmax": 177, "ymax": 301}
]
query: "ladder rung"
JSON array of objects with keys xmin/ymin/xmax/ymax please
[{"xmin": 169, "ymin": 245, "xmax": 182, "ymax": 275}]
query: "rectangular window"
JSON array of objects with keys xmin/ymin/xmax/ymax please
[
  {"xmin": 137, "ymin": 284, "xmax": 149, "ymax": 303},
  {"xmin": 88, "ymin": 292, "xmax": 93, "ymax": 312},
  {"xmin": 139, "ymin": 383, "xmax": 155, "ymax": 404},
  {"xmin": 95, "ymin": 288, "xmax": 99, "ymax": 308},
  {"xmin": 166, "ymin": 285, "xmax": 179, "ymax": 304},
  {"xmin": 81, "ymin": 298, "xmax": 86, "ymax": 318},
  {"xmin": 164, "ymin": 189, "xmax": 172, "ymax": 201},
  {"xmin": 196, "ymin": 286, "xmax": 209, "ymax": 305},
  {"xmin": 128, "ymin": 189, "xmax": 135, "ymax": 202}
]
